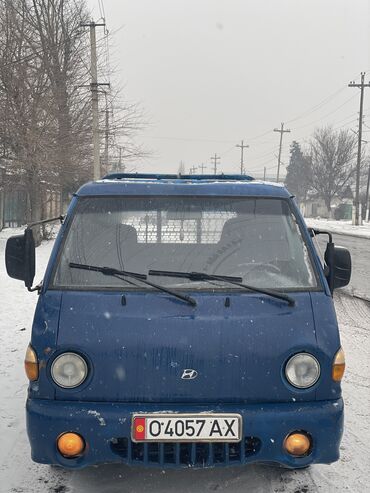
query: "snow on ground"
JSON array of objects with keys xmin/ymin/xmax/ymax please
[
  {"xmin": 0, "ymin": 231, "xmax": 369, "ymax": 492},
  {"xmin": 305, "ymin": 218, "xmax": 370, "ymax": 239}
]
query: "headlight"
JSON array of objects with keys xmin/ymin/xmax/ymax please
[
  {"xmin": 285, "ymin": 353, "xmax": 320, "ymax": 388},
  {"xmin": 51, "ymin": 352, "xmax": 88, "ymax": 388}
]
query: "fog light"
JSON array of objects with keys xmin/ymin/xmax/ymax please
[
  {"xmin": 57, "ymin": 432, "xmax": 85, "ymax": 458},
  {"xmin": 283, "ymin": 432, "xmax": 311, "ymax": 457}
]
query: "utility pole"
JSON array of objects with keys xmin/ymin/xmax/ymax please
[
  {"xmin": 236, "ymin": 140, "xmax": 249, "ymax": 174},
  {"xmin": 210, "ymin": 154, "xmax": 221, "ymax": 174},
  {"xmin": 189, "ymin": 165, "xmax": 197, "ymax": 175},
  {"xmin": 273, "ymin": 123, "xmax": 290, "ymax": 182},
  {"xmin": 117, "ymin": 146, "xmax": 125, "ymax": 172},
  {"xmin": 178, "ymin": 160, "xmax": 185, "ymax": 175},
  {"xmin": 263, "ymin": 167, "xmax": 266, "ymax": 181},
  {"xmin": 199, "ymin": 163, "xmax": 207, "ymax": 174},
  {"xmin": 80, "ymin": 21, "xmax": 107, "ymax": 181},
  {"xmin": 365, "ymin": 164, "xmax": 370, "ymax": 222},
  {"xmin": 103, "ymin": 93, "xmax": 111, "ymax": 173},
  {"xmin": 349, "ymin": 72, "xmax": 370, "ymax": 225}
]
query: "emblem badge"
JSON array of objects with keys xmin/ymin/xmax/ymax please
[{"xmin": 181, "ymin": 369, "xmax": 198, "ymax": 380}]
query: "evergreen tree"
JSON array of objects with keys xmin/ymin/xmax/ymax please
[{"xmin": 285, "ymin": 141, "xmax": 311, "ymax": 203}]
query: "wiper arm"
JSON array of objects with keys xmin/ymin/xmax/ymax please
[
  {"xmin": 148, "ymin": 269, "xmax": 295, "ymax": 307},
  {"xmin": 70, "ymin": 262, "xmax": 147, "ymax": 279},
  {"xmin": 69, "ymin": 263, "xmax": 196, "ymax": 307}
]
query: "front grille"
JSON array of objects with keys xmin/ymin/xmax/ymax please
[{"xmin": 110, "ymin": 437, "xmax": 261, "ymax": 467}]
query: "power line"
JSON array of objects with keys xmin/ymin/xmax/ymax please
[
  {"xmin": 332, "ymin": 117, "xmax": 360, "ymax": 132},
  {"xmin": 283, "ymin": 69, "xmax": 369, "ymax": 126},
  {"xmin": 145, "ymin": 135, "xmax": 235, "ymax": 144},
  {"xmin": 292, "ymin": 93, "xmax": 359, "ymax": 132},
  {"xmin": 248, "ymin": 146, "xmax": 277, "ymax": 162},
  {"xmin": 246, "ymin": 81, "xmax": 358, "ymax": 143},
  {"xmin": 221, "ymin": 143, "xmax": 238, "ymax": 156},
  {"xmin": 247, "ymin": 129, "xmax": 273, "ymax": 142},
  {"xmin": 286, "ymin": 86, "xmax": 348, "ymax": 124}
]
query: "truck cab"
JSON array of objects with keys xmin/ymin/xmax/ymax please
[{"xmin": 5, "ymin": 173, "xmax": 351, "ymax": 469}]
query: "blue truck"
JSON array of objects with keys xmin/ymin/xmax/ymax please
[{"xmin": 5, "ymin": 173, "xmax": 350, "ymax": 469}]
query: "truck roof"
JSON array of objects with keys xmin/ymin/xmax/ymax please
[{"xmin": 76, "ymin": 173, "xmax": 291, "ymax": 198}]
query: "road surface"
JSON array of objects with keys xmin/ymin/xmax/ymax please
[
  {"xmin": 315, "ymin": 233, "xmax": 370, "ymax": 297},
  {"xmin": 0, "ymin": 233, "xmax": 369, "ymax": 493}
]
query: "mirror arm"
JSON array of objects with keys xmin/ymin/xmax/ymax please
[
  {"xmin": 27, "ymin": 215, "xmax": 65, "ymax": 228},
  {"xmin": 27, "ymin": 283, "xmax": 42, "ymax": 294},
  {"xmin": 308, "ymin": 227, "xmax": 335, "ymax": 293},
  {"xmin": 325, "ymin": 242, "xmax": 335, "ymax": 293},
  {"xmin": 308, "ymin": 227, "xmax": 333, "ymax": 244}
]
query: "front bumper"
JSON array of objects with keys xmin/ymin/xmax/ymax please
[{"xmin": 26, "ymin": 398, "xmax": 343, "ymax": 469}]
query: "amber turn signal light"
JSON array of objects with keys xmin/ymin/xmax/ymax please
[
  {"xmin": 57, "ymin": 432, "xmax": 85, "ymax": 458},
  {"xmin": 25, "ymin": 344, "xmax": 38, "ymax": 381},
  {"xmin": 332, "ymin": 347, "xmax": 345, "ymax": 382},
  {"xmin": 283, "ymin": 432, "xmax": 311, "ymax": 457}
]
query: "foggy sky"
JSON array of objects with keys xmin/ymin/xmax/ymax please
[{"xmin": 86, "ymin": 0, "xmax": 369, "ymax": 177}]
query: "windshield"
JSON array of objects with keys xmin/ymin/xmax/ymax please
[{"xmin": 53, "ymin": 196, "xmax": 318, "ymax": 290}]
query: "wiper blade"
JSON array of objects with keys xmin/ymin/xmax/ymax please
[
  {"xmin": 148, "ymin": 269, "xmax": 295, "ymax": 307},
  {"xmin": 69, "ymin": 263, "xmax": 196, "ymax": 307},
  {"xmin": 69, "ymin": 262, "xmax": 147, "ymax": 279},
  {"xmin": 149, "ymin": 270, "xmax": 243, "ymax": 283}
]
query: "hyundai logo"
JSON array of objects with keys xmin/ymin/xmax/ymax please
[{"xmin": 181, "ymin": 369, "xmax": 198, "ymax": 380}]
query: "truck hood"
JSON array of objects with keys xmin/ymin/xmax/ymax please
[{"xmin": 53, "ymin": 290, "xmax": 325, "ymax": 404}]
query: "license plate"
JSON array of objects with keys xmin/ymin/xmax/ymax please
[{"xmin": 132, "ymin": 413, "xmax": 242, "ymax": 442}]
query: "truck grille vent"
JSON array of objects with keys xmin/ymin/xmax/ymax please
[{"xmin": 110, "ymin": 437, "xmax": 261, "ymax": 467}]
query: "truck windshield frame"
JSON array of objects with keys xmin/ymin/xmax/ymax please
[{"xmin": 50, "ymin": 195, "xmax": 321, "ymax": 292}]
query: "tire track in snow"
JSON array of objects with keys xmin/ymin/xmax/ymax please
[{"xmin": 63, "ymin": 295, "xmax": 370, "ymax": 493}]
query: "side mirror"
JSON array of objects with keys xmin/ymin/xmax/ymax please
[
  {"xmin": 5, "ymin": 228, "xmax": 35, "ymax": 289},
  {"xmin": 324, "ymin": 243, "xmax": 351, "ymax": 292}
]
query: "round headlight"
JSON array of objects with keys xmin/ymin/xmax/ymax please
[
  {"xmin": 285, "ymin": 353, "xmax": 320, "ymax": 389},
  {"xmin": 51, "ymin": 352, "xmax": 88, "ymax": 388}
]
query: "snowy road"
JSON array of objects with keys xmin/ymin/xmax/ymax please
[
  {"xmin": 315, "ymin": 233, "xmax": 370, "ymax": 298},
  {"xmin": 0, "ymin": 235, "xmax": 369, "ymax": 493}
]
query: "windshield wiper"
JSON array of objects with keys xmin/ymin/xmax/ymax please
[
  {"xmin": 69, "ymin": 263, "xmax": 196, "ymax": 307},
  {"xmin": 148, "ymin": 269, "xmax": 295, "ymax": 307}
]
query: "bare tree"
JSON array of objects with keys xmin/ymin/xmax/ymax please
[
  {"xmin": 0, "ymin": 0, "xmax": 53, "ymax": 236},
  {"xmin": 308, "ymin": 127, "xmax": 358, "ymax": 213},
  {"xmin": 25, "ymin": 0, "xmax": 93, "ymax": 195},
  {"xmin": 0, "ymin": 0, "xmax": 147, "ymax": 239},
  {"xmin": 99, "ymin": 87, "xmax": 148, "ymax": 175}
]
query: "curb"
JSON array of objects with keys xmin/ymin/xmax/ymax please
[
  {"xmin": 353, "ymin": 292, "xmax": 370, "ymax": 303},
  {"xmin": 341, "ymin": 287, "xmax": 370, "ymax": 303},
  {"xmin": 324, "ymin": 230, "xmax": 370, "ymax": 240},
  {"xmin": 305, "ymin": 223, "xmax": 370, "ymax": 241}
]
